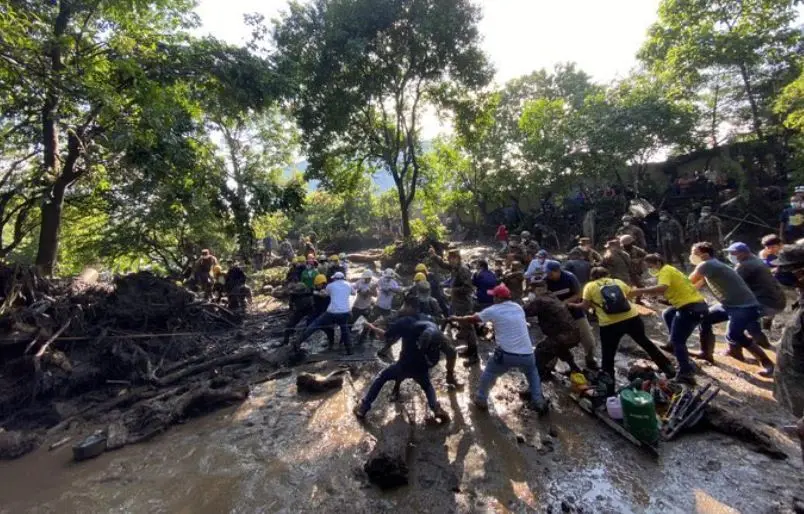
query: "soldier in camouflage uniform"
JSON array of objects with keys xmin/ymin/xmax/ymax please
[
  {"xmin": 520, "ymin": 231, "xmax": 541, "ymax": 260},
  {"xmin": 656, "ymin": 210, "xmax": 686, "ymax": 267},
  {"xmin": 616, "ymin": 215, "xmax": 647, "ymax": 250},
  {"xmin": 601, "ymin": 239, "xmax": 632, "ymax": 284},
  {"xmin": 503, "ymin": 261, "xmax": 525, "ymax": 303},
  {"xmin": 620, "ymin": 234, "xmax": 647, "ymax": 288},
  {"xmin": 430, "ymin": 247, "xmax": 479, "ymax": 366},
  {"xmin": 696, "ymin": 206, "xmax": 724, "ymax": 253},
  {"xmin": 524, "ymin": 281, "xmax": 582, "ymax": 378},
  {"xmin": 771, "ymin": 245, "xmax": 804, "ymax": 461},
  {"xmin": 685, "ymin": 203, "xmax": 701, "ymax": 245}
]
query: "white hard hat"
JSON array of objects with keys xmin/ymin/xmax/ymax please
[
  {"xmin": 332, "ymin": 272, "xmax": 345, "ymax": 280},
  {"xmin": 361, "ymin": 270, "xmax": 373, "ymax": 279},
  {"xmin": 339, "ymin": 252, "xmax": 347, "ymax": 260}
]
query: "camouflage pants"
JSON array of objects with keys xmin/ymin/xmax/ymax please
[
  {"xmin": 452, "ymin": 297, "xmax": 478, "ymax": 355},
  {"xmin": 774, "ymin": 331, "xmax": 804, "ymax": 418}
]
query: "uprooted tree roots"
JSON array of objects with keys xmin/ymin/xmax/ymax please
[{"xmin": 0, "ymin": 266, "xmax": 276, "ymax": 459}]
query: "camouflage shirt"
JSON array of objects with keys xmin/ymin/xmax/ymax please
[{"xmin": 523, "ymin": 296, "xmax": 580, "ymax": 349}]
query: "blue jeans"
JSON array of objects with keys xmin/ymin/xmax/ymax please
[
  {"xmin": 662, "ymin": 302, "xmax": 708, "ymax": 374},
  {"xmin": 299, "ymin": 311, "xmax": 351, "ymax": 349},
  {"xmin": 700, "ymin": 303, "xmax": 763, "ymax": 348},
  {"xmin": 361, "ymin": 363, "xmax": 438, "ymax": 411},
  {"xmin": 476, "ymin": 349, "xmax": 543, "ymax": 403}
]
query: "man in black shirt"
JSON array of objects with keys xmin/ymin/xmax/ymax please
[{"xmin": 354, "ymin": 297, "xmax": 450, "ymax": 422}]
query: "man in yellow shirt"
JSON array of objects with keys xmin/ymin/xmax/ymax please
[
  {"xmin": 569, "ymin": 267, "xmax": 674, "ymax": 391},
  {"xmin": 629, "ymin": 254, "xmax": 708, "ymax": 384}
]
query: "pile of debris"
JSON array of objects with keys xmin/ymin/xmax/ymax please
[{"xmin": 0, "ymin": 266, "xmax": 275, "ymax": 459}]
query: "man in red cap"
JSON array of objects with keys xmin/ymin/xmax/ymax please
[{"xmin": 451, "ymin": 283, "xmax": 548, "ymax": 414}]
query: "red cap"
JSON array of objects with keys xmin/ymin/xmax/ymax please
[{"xmin": 487, "ymin": 284, "xmax": 511, "ymax": 299}]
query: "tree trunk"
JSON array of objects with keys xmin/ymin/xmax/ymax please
[
  {"xmin": 35, "ymin": 181, "xmax": 67, "ymax": 275},
  {"xmin": 395, "ymin": 181, "xmax": 411, "ymax": 239},
  {"xmin": 738, "ymin": 63, "xmax": 764, "ymax": 141},
  {"xmin": 400, "ymin": 203, "xmax": 411, "ymax": 239},
  {"xmin": 35, "ymin": 2, "xmax": 72, "ymax": 276}
]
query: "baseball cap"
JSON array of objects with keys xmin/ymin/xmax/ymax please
[
  {"xmin": 536, "ymin": 249, "xmax": 548, "ymax": 258},
  {"xmin": 487, "ymin": 283, "xmax": 512, "ymax": 299},
  {"xmin": 726, "ymin": 242, "xmax": 750, "ymax": 254},
  {"xmin": 544, "ymin": 260, "xmax": 561, "ymax": 272}
]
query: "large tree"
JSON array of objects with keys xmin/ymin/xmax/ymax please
[
  {"xmin": 272, "ymin": 0, "xmax": 492, "ymax": 238},
  {"xmin": 639, "ymin": 0, "xmax": 802, "ymax": 141},
  {"xmin": 0, "ymin": 1, "xmax": 294, "ymax": 274}
]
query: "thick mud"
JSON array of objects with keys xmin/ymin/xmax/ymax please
[{"xmin": 1, "ymin": 247, "xmax": 803, "ymax": 513}]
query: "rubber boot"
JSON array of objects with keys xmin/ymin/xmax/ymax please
[
  {"xmin": 745, "ymin": 343, "xmax": 775, "ymax": 378},
  {"xmin": 694, "ymin": 332, "xmax": 716, "ymax": 364}
]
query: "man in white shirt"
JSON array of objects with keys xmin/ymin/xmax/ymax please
[
  {"xmin": 451, "ymin": 284, "xmax": 548, "ymax": 414},
  {"xmin": 298, "ymin": 272, "xmax": 355, "ymax": 356},
  {"xmin": 375, "ymin": 269, "xmax": 401, "ymax": 317}
]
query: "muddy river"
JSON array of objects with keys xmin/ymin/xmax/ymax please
[{"xmin": 2, "ymin": 345, "xmax": 802, "ymax": 513}]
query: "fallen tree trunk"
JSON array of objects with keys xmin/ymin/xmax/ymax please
[
  {"xmin": 705, "ymin": 404, "xmax": 787, "ymax": 460},
  {"xmin": 296, "ymin": 369, "xmax": 347, "ymax": 393},
  {"xmin": 153, "ymin": 350, "xmax": 260, "ymax": 386},
  {"xmin": 364, "ymin": 414, "xmax": 415, "ymax": 489}
]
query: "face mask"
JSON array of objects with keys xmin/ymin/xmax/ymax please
[
  {"xmin": 527, "ymin": 292, "xmax": 536, "ymax": 302},
  {"xmin": 660, "ymin": 217, "xmax": 668, "ymax": 222},
  {"xmin": 701, "ymin": 213, "xmax": 710, "ymax": 219},
  {"xmin": 728, "ymin": 254, "xmax": 739, "ymax": 265},
  {"xmin": 623, "ymin": 222, "xmax": 631, "ymax": 226},
  {"xmin": 648, "ymin": 268, "xmax": 660, "ymax": 277},
  {"xmin": 690, "ymin": 254, "xmax": 703, "ymax": 266}
]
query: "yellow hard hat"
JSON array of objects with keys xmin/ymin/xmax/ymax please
[
  {"xmin": 313, "ymin": 274, "xmax": 327, "ymax": 286},
  {"xmin": 295, "ymin": 256, "xmax": 305, "ymax": 263},
  {"xmin": 414, "ymin": 272, "xmax": 426, "ymax": 282},
  {"xmin": 415, "ymin": 263, "xmax": 427, "ymax": 273},
  {"xmin": 212, "ymin": 265, "xmax": 222, "ymax": 275},
  {"xmin": 329, "ymin": 254, "xmax": 339, "ymax": 262}
]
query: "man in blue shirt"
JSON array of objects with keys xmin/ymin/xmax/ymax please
[
  {"xmin": 472, "ymin": 260, "xmax": 498, "ymax": 311},
  {"xmin": 354, "ymin": 297, "xmax": 451, "ymax": 422},
  {"xmin": 544, "ymin": 260, "xmax": 598, "ymax": 369}
]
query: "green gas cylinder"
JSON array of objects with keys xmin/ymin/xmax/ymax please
[{"xmin": 619, "ymin": 388, "xmax": 659, "ymax": 444}]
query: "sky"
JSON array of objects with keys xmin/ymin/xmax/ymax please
[
  {"xmin": 195, "ymin": 0, "xmax": 662, "ymax": 85},
  {"xmin": 194, "ymin": 0, "xmax": 662, "ymax": 141}
]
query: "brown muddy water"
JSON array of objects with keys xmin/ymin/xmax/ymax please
[
  {"xmin": 1, "ymin": 342, "xmax": 802, "ymax": 514},
  {"xmin": 1, "ymin": 249, "xmax": 803, "ymax": 513}
]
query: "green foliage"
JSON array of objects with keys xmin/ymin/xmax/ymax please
[
  {"xmin": 273, "ymin": 0, "xmax": 491, "ymax": 238},
  {"xmin": 639, "ymin": 0, "xmax": 803, "ymax": 139}
]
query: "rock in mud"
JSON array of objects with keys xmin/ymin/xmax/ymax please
[{"xmin": 0, "ymin": 430, "xmax": 39, "ymax": 460}]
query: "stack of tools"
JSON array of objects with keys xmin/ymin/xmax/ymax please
[{"xmin": 661, "ymin": 382, "xmax": 720, "ymax": 441}]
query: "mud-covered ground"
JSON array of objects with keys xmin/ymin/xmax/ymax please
[{"xmin": 1, "ymin": 245, "xmax": 803, "ymax": 513}]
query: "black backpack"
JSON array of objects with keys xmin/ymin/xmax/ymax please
[
  {"xmin": 414, "ymin": 319, "xmax": 442, "ymax": 368},
  {"xmin": 598, "ymin": 280, "xmax": 631, "ymax": 314}
]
